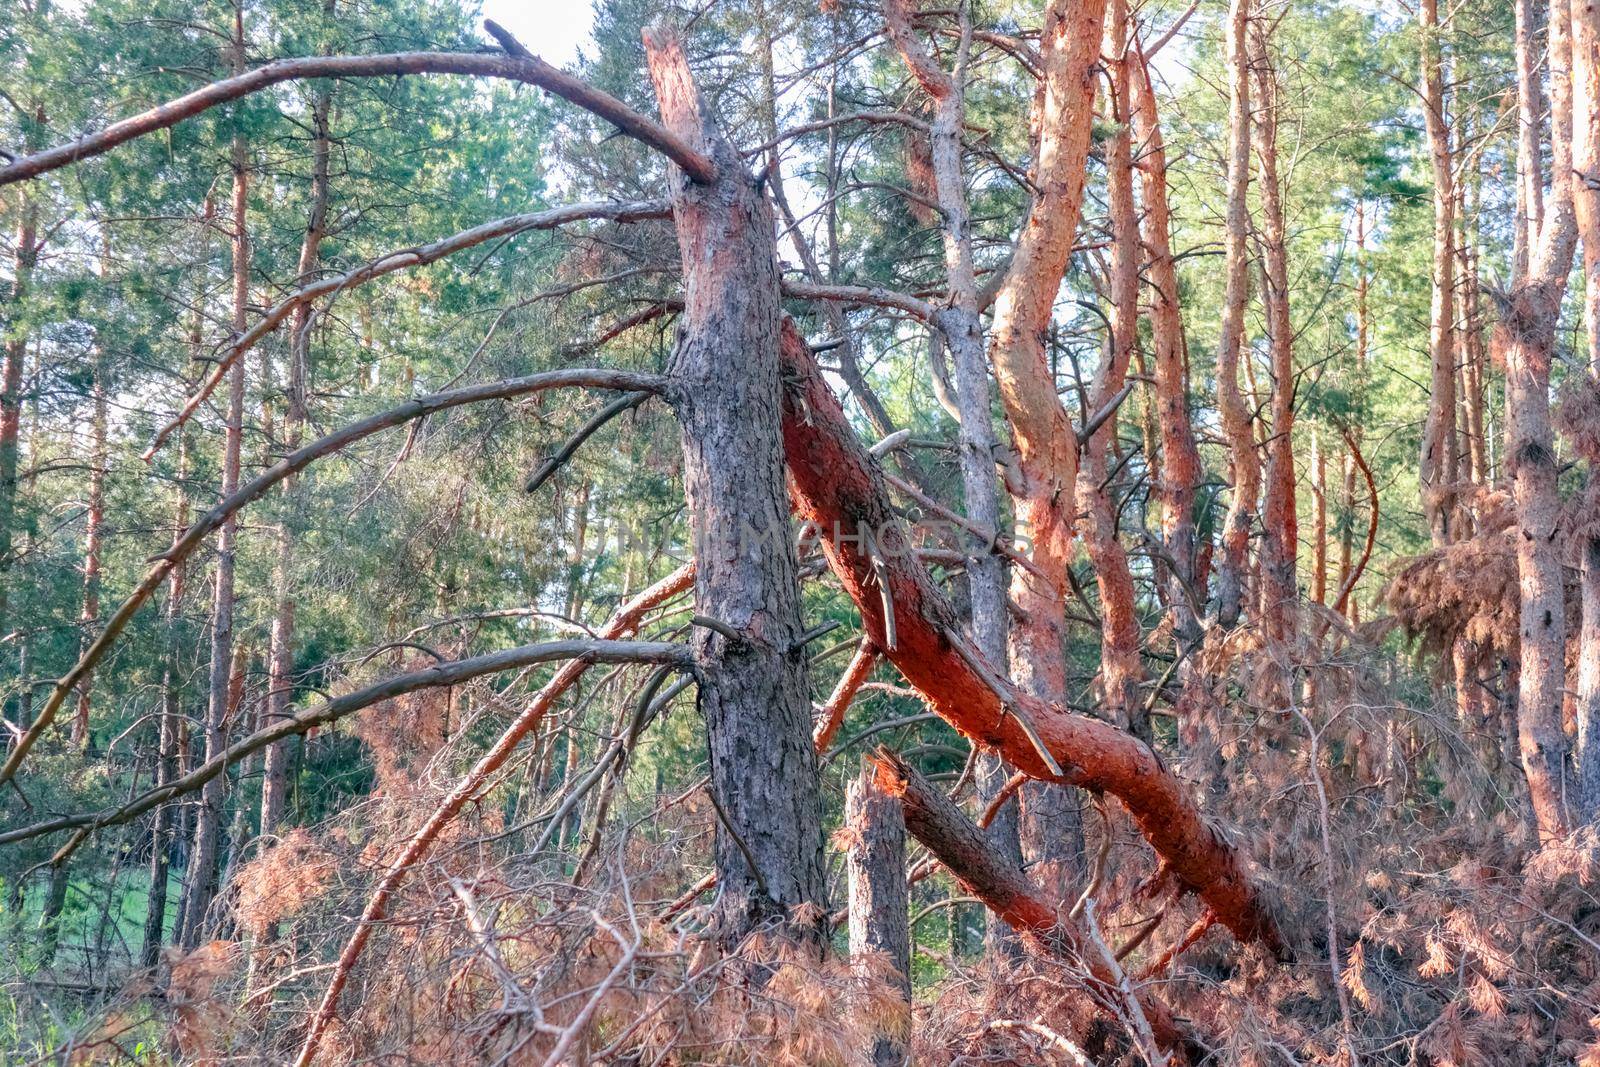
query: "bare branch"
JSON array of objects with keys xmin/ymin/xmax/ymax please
[
  {"xmin": 0, "ymin": 637, "xmax": 692, "ymax": 849},
  {"xmin": 0, "ymin": 43, "xmax": 715, "ymax": 187},
  {"xmin": 0, "ymin": 368, "xmax": 667, "ymax": 786},
  {"xmin": 781, "ymin": 278, "xmax": 935, "ymax": 321},
  {"xmin": 146, "ymin": 200, "xmax": 670, "ymax": 459}
]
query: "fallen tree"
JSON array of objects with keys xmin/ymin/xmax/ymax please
[
  {"xmin": 871, "ymin": 749, "xmax": 1194, "ymax": 1062},
  {"xmin": 778, "ymin": 318, "xmax": 1286, "ymax": 956}
]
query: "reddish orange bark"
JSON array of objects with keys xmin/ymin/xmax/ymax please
[
  {"xmin": 986, "ymin": 0, "xmax": 1109, "ymax": 707},
  {"xmin": 1251, "ymin": 24, "xmax": 1299, "ymax": 648},
  {"xmin": 780, "ymin": 320, "xmax": 1283, "ymax": 953},
  {"xmin": 1132, "ymin": 42, "xmax": 1204, "ymax": 643}
]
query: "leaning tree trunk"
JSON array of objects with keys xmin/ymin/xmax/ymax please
[
  {"xmin": 780, "ymin": 319, "xmax": 1284, "ymax": 954},
  {"xmin": 183, "ymin": 9, "xmax": 250, "ymax": 947},
  {"xmin": 642, "ymin": 23, "xmax": 827, "ymax": 945},
  {"xmin": 871, "ymin": 751, "xmax": 1191, "ymax": 1061}
]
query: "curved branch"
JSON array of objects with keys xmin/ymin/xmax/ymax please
[
  {"xmin": 0, "ymin": 637, "xmax": 692, "ymax": 849},
  {"xmin": 146, "ymin": 200, "xmax": 670, "ymax": 459},
  {"xmin": 0, "ymin": 45, "xmax": 715, "ymax": 187},
  {"xmin": 524, "ymin": 390, "xmax": 652, "ymax": 493},
  {"xmin": 293, "ymin": 564, "xmax": 693, "ymax": 1067},
  {"xmin": 0, "ymin": 368, "xmax": 668, "ymax": 786}
]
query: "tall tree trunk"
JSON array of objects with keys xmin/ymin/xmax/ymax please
[
  {"xmin": 1505, "ymin": 0, "xmax": 1581, "ymax": 841},
  {"xmin": 1312, "ymin": 434, "xmax": 1327, "ymax": 606},
  {"xmin": 1570, "ymin": 0, "xmax": 1600, "ymax": 815},
  {"xmin": 985, "ymin": 0, "xmax": 1108, "ymax": 714},
  {"xmin": 183, "ymin": 6, "xmax": 250, "ymax": 947},
  {"xmin": 1081, "ymin": 0, "xmax": 1144, "ymax": 744},
  {"xmin": 845, "ymin": 766, "xmax": 911, "ymax": 1067},
  {"xmin": 1516, "ymin": 0, "xmax": 1549, "ymax": 282},
  {"xmin": 1215, "ymin": 0, "xmax": 1259, "ymax": 629},
  {"xmin": 1132, "ymin": 42, "xmax": 1204, "ymax": 646},
  {"xmin": 71, "ymin": 340, "xmax": 109, "ymax": 749},
  {"xmin": 0, "ymin": 192, "xmax": 39, "ymax": 637},
  {"xmin": 263, "ymin": 56, "xmax": 334, "ymax": 839},
  {"xmin": 1251, "ymin": 23, "xmax": 1299, "ymax": 651},
  {"xmin": 881, "ymin": 0, "xmax": 1025, "ymax": 904},
  {"xmin": 642, "ymin": 23, "xmax": 826, "ymax": 945},
  {"xmin": 1420, "ymin": 0, "xmax": 1460, "ymax": 548}
]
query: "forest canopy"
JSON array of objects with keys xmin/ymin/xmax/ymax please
[{"xmin": 2, "ymin": 0, "xmax": 1599, "ymax": 1063}]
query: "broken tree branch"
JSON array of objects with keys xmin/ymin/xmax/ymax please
[{"xmin": 779, "ymin": 319, "xmax": 1284, "ymax": 955}]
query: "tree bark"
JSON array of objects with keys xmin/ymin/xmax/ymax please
[
  {"xmin": 1420, "ymin": 0, "xmax": 1460, "ymax": 548},
  {"xmin": 1515, "ymin": 0, "xmax": 1549, "ymax": 283},
  {"xmin": 871, "ymin": 750, "xmax": 1191, "ymax": 1059},
  {"xmin": 1132, "ymin": 42, "xmax": 1205, "ymax": 645},
  {"xmin": 142, "ymin": 434, "xmax": 189, "ymax": 967},
  {"xmin": 1081, "ymin": 0, "xmax": 1144, "ymax": 743},
  {"xmin": 0, "ymin": 192, "xmax": 39, "ymax": 637},
  {"xmin": 1573, "ymin": 0, "xmax": 1600, "ymax": 816},
  {"xmin": 845, "ymin": 766, "xmax": 911, "ymax": 1067},
  {"xmin": 1250, "ymin": 23, "xmax": 1299, "ymax": 651},
  {"xmin": 71, "ymin": 339, "xmax": 109, "ymax": 749},
  {"xmin": 643, "ymin": 23, "xmax": 826, "ymax": 945},
  {"xmin": 1504, "ymin": 0, "xmax": 1581, "ymax": 841},
  {"xmin": 780, "ymin": 320, "xmax": 1284, "ymax": 953},
  {"xmin": 985, "ymin": 0, "xmax": 1109, "ymax": 715},
  {"xmin": 183, "ymin": 7, "xmax": 249, "ymax": 948},
  {"xmin": 881, "ymin": 0, "xmax": 1024, "ymax": 901},
  {"xmin": 1215, "ymin": 0, "xmax": 1259, "ymax": 629},
  {"xmin": 263, "ymin": 38, "xmax": 335, "ymax": 838}
]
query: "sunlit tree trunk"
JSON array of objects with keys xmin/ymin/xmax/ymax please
[
  {"xmin": 643, "ymin": 23, "xmax": 826, "ymax": 944},
  {"xmin": 1132, "ymin": 42, "xmax": 1204, "ymax": 648},
  {"xmin": 1516, "ymin": 0, "xmax": 1548, "ymax": 282},
  {"xmin": 1216, "ymin": 0, "xmax": 1259, "ymax": 629},
  {"xmin": 1080, "ymin": 0, "xmax": 1144, "ymax": 744},
  {"xmin": 880, "ymin": 0, "xmax": 1023, "ymax": 900}
]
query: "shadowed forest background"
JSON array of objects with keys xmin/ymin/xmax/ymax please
[{"xmin": 3, "ymin": 0, "xmax": 1600, "ymax": 1062}]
